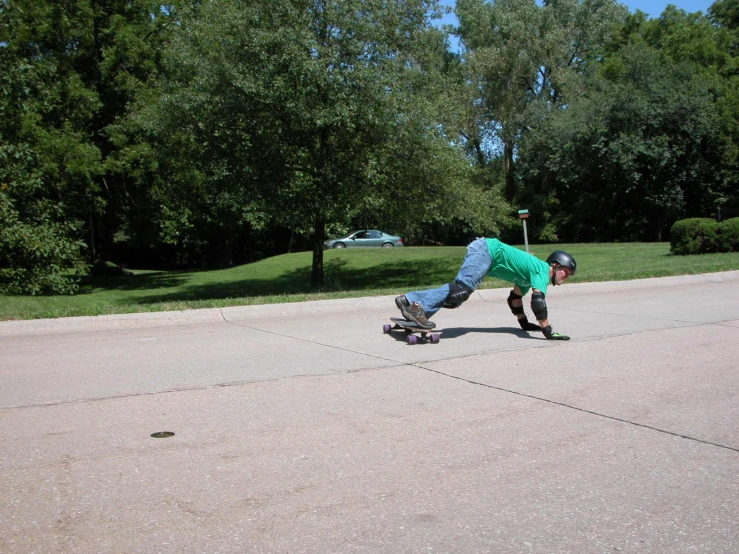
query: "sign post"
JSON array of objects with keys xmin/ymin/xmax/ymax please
[{"xmin": 518, "ymin": 209, "xmax": 530, "ymax": 254}]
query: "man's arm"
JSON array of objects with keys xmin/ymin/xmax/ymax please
[
  {"xmin": 531, "ymin": 288, "xmax": 570, "ymax": 340},
  {"xmin": 508, "ymin": 286, "xmax": 541, "ymax": 331}
]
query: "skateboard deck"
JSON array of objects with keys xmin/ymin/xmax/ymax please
[{"xmin": 384, "ymin": 317, "xmax": 441, "ymax": 344}]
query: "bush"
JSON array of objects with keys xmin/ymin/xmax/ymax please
[
  {"xmin": 717, "ymin": 218, "xmax": 739, "ymax": 252},
  {"xmin": 0, "ymin": 196, "xmax": 87, "ymax": 295},
  {"xmin": 670, "ymin": 218, "xmax": 719, "ymax": 255},
  {"xmin": 670, "ymin": 217, "xmax": 739, "ymax": 255}
]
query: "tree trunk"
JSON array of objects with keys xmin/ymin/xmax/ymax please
[
  {"xmin": 89, "ymin": 215, "xmax": 97, "ymax": 262},
  {"xmin": 311, "ymin": 216, "xmax": 326, "ymax": 288},
  {"xmin": 473, "ymin": 136, "xmax": 486, "ymax": 169},
  {"xmin": 504, "ymin": 140, "xmax": 515, "ymax": 202}
]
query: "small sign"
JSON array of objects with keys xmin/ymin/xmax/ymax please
[{"xmin": 518, "ymin": 209, "xmax": 529, "ymax": 219}]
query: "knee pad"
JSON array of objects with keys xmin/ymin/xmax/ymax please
[
  {"xmin": 531, "ymin": 291, "xmax": 548, "ymax": 321},
  {"xmin": 507, "ymin": 290, "xmax": 524, "ymax": 316},
  {"xmin": 442, "ymin": 281, "xmax": 473, "ymax": 309}
]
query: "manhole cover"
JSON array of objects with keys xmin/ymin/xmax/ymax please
[{"xmin": 150, "ymin": 431, "xmax": 175, "ymax": 438}]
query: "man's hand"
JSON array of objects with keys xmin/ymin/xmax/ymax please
[
  {"xmin": 518, "ymin": 317, "xmax": 542, "ymax": 332},
  {"xmin": 542, "ymin": 324, "xmax": 570, "ymax": 341}
]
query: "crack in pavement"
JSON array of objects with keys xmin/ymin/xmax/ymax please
[
  {"xmin": 412, "ymin": 364, "xmax": 739, "ymax": 454},
  {"xmin": 217, "ymin": 309, "xmax": 739, "ymax": 455},
  {"xmin": 2, "ymin": 310, "xmax": 734, "ymax": 456}
]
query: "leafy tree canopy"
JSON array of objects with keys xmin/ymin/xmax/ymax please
[{"xmin": 127, "ymin": 0, "xmax": 503, "ymax": 286}]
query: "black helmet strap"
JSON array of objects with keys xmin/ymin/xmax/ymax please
[{"xmin": 550, "ymin": 262, "xmax": 561, "ymax": 286}]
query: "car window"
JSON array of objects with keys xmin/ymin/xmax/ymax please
[
  {"xmin": 354, "ymin": 231, "xmax": 366, "ymax": 239},
  {"xmin": 368, "ymin": 231, "xmax": 381, "ymax": 239}
]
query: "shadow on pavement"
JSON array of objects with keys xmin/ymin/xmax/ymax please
[
  {"xmin": 384, "ymin": 326, "xmax": 539, "ymax": 343},
  {"xmin": 441, "ymin": 326, "xmax": 540, "ymax": 340}
]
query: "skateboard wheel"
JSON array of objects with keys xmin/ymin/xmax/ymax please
[
  {"xmin": 430, "ymin": 334, "xmax": 440, "ymax": 344},
  {"xmin": 383, "ymin": 324, "xmax": 391, "ymax": 334},
  {"xmin": 407, "ymin": 335, "xmax": 418, "ymax": 345}
]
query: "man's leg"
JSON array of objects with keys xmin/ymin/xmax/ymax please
[
  {"xmin": 397, "ymin": 238, "xmax": 493, "ymax": 324},
  {"xmin": 404, "ymin": 284, "xmax": 450, "ymax": 318},
  {"xmin": 454, "ymin": 238, "xmax": 493, "ymax": 291}
]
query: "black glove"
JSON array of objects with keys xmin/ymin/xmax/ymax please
[
  {"xmin": 542, "ymin": 324, "xmax": 570, "ymax": 341},
  {"xmin": 518, "ymin": 317, "xmax": 542, "ymax": 332}
]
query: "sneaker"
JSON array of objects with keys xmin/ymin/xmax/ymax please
[
  {"xmin": 395, "ymin": 295, "xmax": 435, "ymax": 329},
  {"xmin": 395, "ymin": 295, "xmax": 410, "ymax": 314}
]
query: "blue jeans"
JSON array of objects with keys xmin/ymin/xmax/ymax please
[{"xmin": 406, "ymin": 238, "xmax": 492, "ymax": 317}]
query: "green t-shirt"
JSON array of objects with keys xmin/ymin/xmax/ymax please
[{"xmin": 485, "ymin": 238, "xmax": 550, "ymax": 296}]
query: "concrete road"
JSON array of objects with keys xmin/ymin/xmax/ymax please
[{"xmin": 1, "ymin": 272, "xmax": 737, "ymax": 553}]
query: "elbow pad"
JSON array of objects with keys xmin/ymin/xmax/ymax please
[
  {"xmin": 507, "ymin": 290, "xmax": 524, "ymax": 315},
  {"xmin": 531, "ymin": 291, "xmax": 548, "ymax": 321}
]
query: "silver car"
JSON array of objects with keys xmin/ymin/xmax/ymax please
[{"xmin": 323, "ymin": 230, "xmax": 405, "ymax": 249}]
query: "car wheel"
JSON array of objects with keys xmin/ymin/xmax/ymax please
[
  {"xmin": 333, "ymin": 243, "xmax": 346, "ymax": 248},
  {"xmin": 382, "ymin": 243, "xmax": 394, "ymax": 248}
]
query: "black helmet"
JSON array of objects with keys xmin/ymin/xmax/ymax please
[{"xmin": 546, "ymin": 250, "xmax": 576, "ymax": 274}]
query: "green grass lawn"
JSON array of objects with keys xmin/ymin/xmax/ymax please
[{"xmin": 3, "ymin": 243, "xmax": 739, "ymax": 320}]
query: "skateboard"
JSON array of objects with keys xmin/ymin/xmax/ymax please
[{"xmin": 383, "ymin": 317, "xmax": 441, "ymax": 345}]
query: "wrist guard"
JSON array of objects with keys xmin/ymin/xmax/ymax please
[
  {"xmin": 542, "ymin": 325, "xmax": 570, "ymax": 340},
  {"xmin": 519, "ymin": 317, "xmax": 542, "ymax": 331}
]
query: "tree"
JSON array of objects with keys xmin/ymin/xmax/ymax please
[
  {"xmin": 0, "ymin": 0, "xmax": 185, "ymax": 292},
  {"xmin": 517, "ymin": 43, "xmax": 726, "ymax": 241},
  {"xmin": 456, "ymin": 0, "xmax": 627, "ymax": 201},
  {"xmin": 129, "ymin": 0, "xmax": 497, "ymax": 287},
  {"xmin": 641, "ymin": 5, "xmax": 739, "ymax": 210},
  {"xmin": 0, "ymin": 52, "xmax": 87, "ymax": 293},
  {"xmin": 709, "ymin": 0, "xmax": 739, "ymax": 31}
]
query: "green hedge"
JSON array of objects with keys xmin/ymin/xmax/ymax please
[
  {"xmin": 718, "ymin": 218, "xmax": 739, "ymax": 252},
  {"xmin": 670, "ymin": 217, "xmax": 739, "ymax": 255}
]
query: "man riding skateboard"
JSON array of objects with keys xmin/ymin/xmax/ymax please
[{"xmin": 395, "ymin": 238, "xmax": 576, "ymax": 340}]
